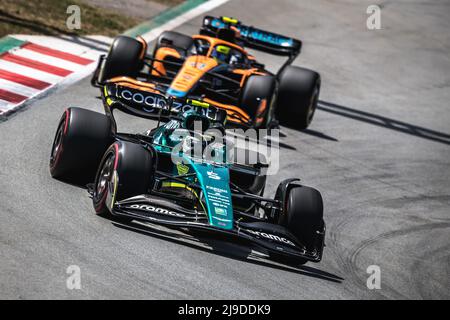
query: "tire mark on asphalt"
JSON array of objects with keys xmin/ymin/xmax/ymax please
[
  {"xmin": 345, "ymin": 222, "xmax": 450, "ymax": 299},
  {"xmin": 410, "ymin": 241, "xmax": 450, "ymax": 299}
]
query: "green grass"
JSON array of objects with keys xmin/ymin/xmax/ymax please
[{"xmin": 0, "ymin": 0, "xmax": 181, "ymax": 37}]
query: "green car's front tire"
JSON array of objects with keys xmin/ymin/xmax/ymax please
[
  {"xmin": 49, "ymin": 107, "xmax": 112, "ymax": 185},
  {"xmin": 92, "ymin": 141, "xmax": 154, "ymax": 216}
]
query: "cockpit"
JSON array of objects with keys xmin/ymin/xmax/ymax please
[
  {"xmin": 210, "ymin": 44, "xmax": 245, "ymax": 65},
  {"xmin": 190, "ymin": 37, "xmax": 246, "ymax": 65}
]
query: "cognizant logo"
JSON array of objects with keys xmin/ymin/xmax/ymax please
[
  {"xmin": 118, "ymin": 88, "xmax": 197, "ymax": 113},
  {"xmin": 119, "ymin": 89, "xmax": 168, "ymax": 111}
]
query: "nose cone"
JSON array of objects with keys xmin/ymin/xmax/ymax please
[{"xmin": 167, "ymin": 56, "xmax": 218, "ymax": 98}]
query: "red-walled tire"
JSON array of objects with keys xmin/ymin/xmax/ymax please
[
  {"xmin": 49, "ymin": 108, "xmax": 112, "ymax": 185},
  {"xmin": 92, "ymin": 141, "xmax": 154, "ymax": 216}
]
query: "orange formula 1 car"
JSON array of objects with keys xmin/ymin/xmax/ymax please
[{"xmin": 92, "ymin": 16, "xmax": 321, "ymax": 130}]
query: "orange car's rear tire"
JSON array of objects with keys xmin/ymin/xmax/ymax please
[
  {"xmin": 152, "ymin": 31, "xmax": 193, "ymax": 76},
  {"xmin": 155, "ymin": 31, "xmax": 193, "ymax": 52},
  {"xmin": 276, "ymin": 66, "xmax": 321, "ymax": 130}
]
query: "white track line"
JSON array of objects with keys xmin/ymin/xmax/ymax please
[
  {"xmin": 0, "ymin": 60, "xmax": 62, "ymax": 84},
  {"xmin": 0, "ymin": 78, "xmax": 40, "ymax": 97},
  {"xmin": 0, "ymin": 98, "xmax": 12, "ymax": 109},
  {"xmin": 11, "ymin": 48, "xmax": 84, "ymax": 72}
]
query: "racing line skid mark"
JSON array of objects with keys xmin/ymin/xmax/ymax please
[{"xmin": 0, "ymin": 36, "xmax": 99, "ymax": 117}]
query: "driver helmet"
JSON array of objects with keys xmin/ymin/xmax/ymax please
[
  {"xmin": 181, "ymin": 110, "xmax": 211, "ymax": 132},
  {"xmin": 211, "ymin": 45, "xmax": 231, "ymax": 63}
]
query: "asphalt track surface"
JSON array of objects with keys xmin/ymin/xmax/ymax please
[{"xmin": 1, "ymin": 0, "xmax": 449, "ymax": 299}]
